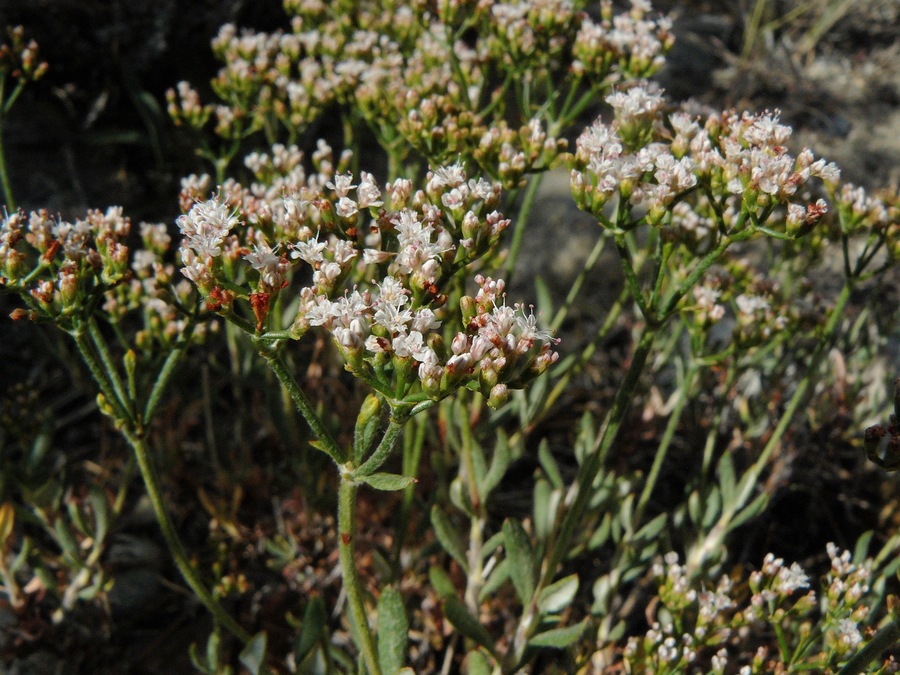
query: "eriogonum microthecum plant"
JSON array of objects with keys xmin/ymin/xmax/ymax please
[{"xmin": 2, "ymin": 1, "xmax": 899, "ymax": 673}]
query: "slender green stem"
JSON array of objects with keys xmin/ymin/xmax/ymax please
[
  {"xmin": 540, "ymin": 325, "xmax": 656, "ymax": 589},
  {"xmin": 0, "ymin": 112, "xmax": 14, "ymax": 211},
  {"xmin": 504, "ymin": 174, "xmax": 544, "ymax": 282},
  {"xmin": 550, "ymin": 232, "xmax": 608, "ymax": 332},
  {"xmin": 614, "ymin": 234, "xmax": 653, "ymax": 322},
  {"xmin": 338, "ymin": 476, "xmax": 382, "ymax": 675},
  {"xmin": 633, "ymin": 364, "xmax": 696, "ymax": 527},
  {"xmin": 357, "ymin": 411, "xmax": 408, "ymax": 477},
  {"xmin": 748, "ymin": 282, "xmax": 852, "ymax": 478},
  {"xmin": 261, "ymin": 347, "xmax": 345, "ymax": 465},
  {"xmin": 88, "ymin": 319, "xmax": 134, "ymax": 424},
  {"xmin": 122, "ymin": 429, "xmax": 250, "ymax": 643},
  {"xmin": 527, "ymin": 248, "xmax": 643, "ymax": 432},
  {"xmin": 839, "ymin": 618, "xmax": 900, "ymax": 675},
  {"xmin": 458, "ymin": 397, "xmax": 487, "ymax": 614},
  {"xmin": 70, "ymin": 326, "xmax": 132, "ymax": 425},
  {"xmin": 144, "ymin": 337, "xmax": 191, "ymax": 425}
]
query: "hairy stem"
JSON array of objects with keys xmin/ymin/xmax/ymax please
[
  {"xmin": 338, "ymin": 475, "xmax": 382, "ymax": 675},
  {"xmin": 122, "ymin": 430, "xmax": 251, "ymax": 643},
  {"xmin": 260, "ymin": 347, "xmax": 345, "ymax": 465}
]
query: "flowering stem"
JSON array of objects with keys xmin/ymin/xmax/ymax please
[
  {"xmin": 504, "ymin": 173, "xmax": 544, "ymax": 282},
  {"xmin": 459, "ymin": 396, "xmax": 487, "ymax": 613},
  {"xmin": 88, "ymin": 318, "xmax": 135, "ymax": 424},
  {"xmin": 337, "ymin": 475, "xmax": 382, "ymax": 675},
  {"xmin": 633, "ymin": 362, "xmax": 697, "ymax": 528},
  {"xmin": 356, "ymin": 410, "xmax": 408, "ymax": 476},
  {"xmin": 260, "ymin": 347, "xmax": 346, "ymax": 465},
  {"xmin": 838, "ymin": 619, "xmax": 900, "ymax": 675},
  {"xmin": 0, "ymin": 112, "xmax": 14, "ymax": 211},
  {"xmin": 69, "ymin": 321, "xmax": 250, "ymax": 644},
  {"xmin": 121, "ymin": 428, "xmax": 251, "ymax": 644},
  {"xmin": 70, "ymin": 325, "xmax": 132, "ymax": 425},
  {"xmin": 539, "ymin": 325, "xmax": 656, "ymax": 590},
  {"xmin": 143, "ymin": 336, "xmax": 192, "ymax": 424}
]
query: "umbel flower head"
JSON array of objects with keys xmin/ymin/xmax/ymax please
[
  {"xmin": 176, "ymin": 149, "xmax": 558, "ymax": 407},
  {"xmin": 571, "ymin": 83, "xmax": 840, "ymax": 233}
]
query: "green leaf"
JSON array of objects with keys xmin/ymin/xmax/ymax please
[
  {"xmin": 482, "ymin": 531, "xmax": 505, "ymax": 560},
  {"xmin": 527, "ymin": 618, "xmax": 588, "ymax": 649},
  {"xmin": 239, "ymin": 632, "xmax": 267, "ymax": 675},
  {"xmin": 727, "ymin": 492, "xmax": 768, "ymax": 532},
  {"xmin": 295, "ymin": 596, "xmax": 326, "ymax": 665},
  {"xmin": 361, "ymin": 473, "xmax": 416, "ymax": 491},
  {"xmin": 533, "ymin": 478, "xmax": 559, "ymax": 541},
  {"xmin": 482, "ymin": 431, "xmax": 511, "ymax": 495},
  {"xmin": 718, "ymin": 452, "xmax": 736, "ymax": 505},
  {"xmin": 633, "ymin": 512, "xmax": 667, "ymax": 543},
  {"xmin": 377, "ymin": 586, "xmax": 408, "ymax": 675},
  {"xmin": 538, "ymin": 574, "xmax": 579, "ymax": 614},
  {"xmin": 478, "ymin": 558, "xmax": 511, "ymax": 602},
  {"xmin": 854, "ymin": 530, "xmax": 874, "ymax": 563},
  {"xmin": 429, "ymin": 566, "xmax": 457, "ymax": 600},
  {"xmin": 444, "ymin": 596, "xmax": 496, "ymax": 655},
  {"xmin": 503, "ymin": 519, "xmax": 535, "ymax": 604},
  {"xmin": 465, "ymin": 649, "xmax": 493, "ymax": 675},
  {"xmin": 538, "ymin": 441, "xmax": 563, "ymax": 489},
  {"xmin": 470, "ymin": 437, "xmax": 488, "ymax": 493},
  {"xmin": 431, "ymin": 506, "xmax": 469, "ymax": 573},
  {"xmin": 354, "ymin": 394, "xmax": 382, "ymax": 464},
  {"xmin": 88, "ymin": 486, "xmax": 110, "ymax": 544},
  {"xmin": 702, "ymin": 487, "xmax": 721, "ymax": 529},
  {"xmin": 587, "ymin": 513, "xmax": 612, "ymax": 550},
  {"xmin": 534, "ymin": 276, "xmax": 553, "ymax": 319}
]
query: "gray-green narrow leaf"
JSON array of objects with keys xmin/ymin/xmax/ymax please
[
  {"xmin": 431, "ymin": 506, "xmax": 469, "ymax": 573},
  {"xmin": 538, "ymin": 573, "xmax": 579, "ymax": 614},
  {"xmin": 527, "ymin": 618, "xmax": 588, "ymax": 649},
  {"xmin": 378, "ymin": 586, "xmax": 408, "ymax": 675},
  {"xmin": 239, "ymin": 632, "xmax": 268, "ymax": 675},
  {"xmin": 444, "ymin": 596, "xmax": 496, "ymax": 656},
  {"xmin": 361, "ymin": 472, "xmax": 416, "ymax": 491},
  {"xmin": 503, "ymin": 519, "xmax": 535, "ymax": 604}
]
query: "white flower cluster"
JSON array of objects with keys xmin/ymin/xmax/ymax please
[
  {"xmin": 572, "ymin": 84, "xmax": 841, "ymax": 229},
  {"xmin": 175, "ymin": 158, "xmax": 556, "ymax": 404}
]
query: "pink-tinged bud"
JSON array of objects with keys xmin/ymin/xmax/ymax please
[
  {"xmin": 460, "ymin": 295, "xmax": 477, "ymax": 324},
  {"xmin": 4, "ymin": 248, "xmax": 26, "ymax": 280},
  {"xmin": 58, "ymin": 270, "xmax": 78, "ymax": 307},
  {"xmin": 451, "ymin": 332, "xmax": 469, "ymax": 355},
  {"xmin": 488, "ymin": 383, "xmax": 509, "ymax": 409},
  {"xmin": 9, "ymin": 308, "xmax": 37, "ymax": 320},
  {"xmin": 445, "ymin": 353, "xmax": 472, "ymax": 376},
  {"xmin": 461, "ymin": 211, "xmax": 479, "ymax": 240}
]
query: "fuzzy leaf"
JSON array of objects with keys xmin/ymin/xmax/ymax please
[
  {"xmin": 538, "ymin": 441, "xmax": 563, "ymax": 489},
  {"xmin": 633, "ymin": 512, "xmax": 667, "ymax": 543},
  {"xmin": 444, "ymin": 595, "xmax": 495, "ymax": 655},
  {"xmin": 527, "ymin": 618, "xmax": 588, "ymax": 649},
  {"xmin": 478, "ymin": 558, "xmax": 511, "ymax": 602},
  {"xmin": 377, "ymin": 586, "xmax": 408, "ymax": 674},
  {"xmin": 361, "ymin": 472, "xmax": 416, "ymax": 491},
  {"xmin": 295, "ymin": 596, "xmax": 326, "ymax": 665},
  {"xmin": 431, "ymin": 506, "xmax": 469, "ymax": 573},
  {"xmin": 481, "ymin": 431, "xmax": 511, "ymax": 495},
  {"xmin": 429, "ymin": 565, "xmax": 457, "ymax": 600},
  {"xmin": 727, "ymin": 492, "xmax": 768, "ymax": 532},
  {"xmin": 239, "ymin": 632, "xmax": 267, "ymax": 675},
  {"xmin": 503, "ymin": 519, "xmax": 535, "ymax": 604},
  {"xmin": 718, "ymin": 451, "xmax": 736, "ymax": 505},
  {"xmin": 465, "ymin": 649, "xmax": 493, "ymax": 675},
  {"xmin": 538, "ymin": 574, "xmax": 579, "ymax": 614}
]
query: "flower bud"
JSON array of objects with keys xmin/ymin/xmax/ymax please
[{"xmin": 487, "ymin": 383, "xmax": 509, "ymax": 409}]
